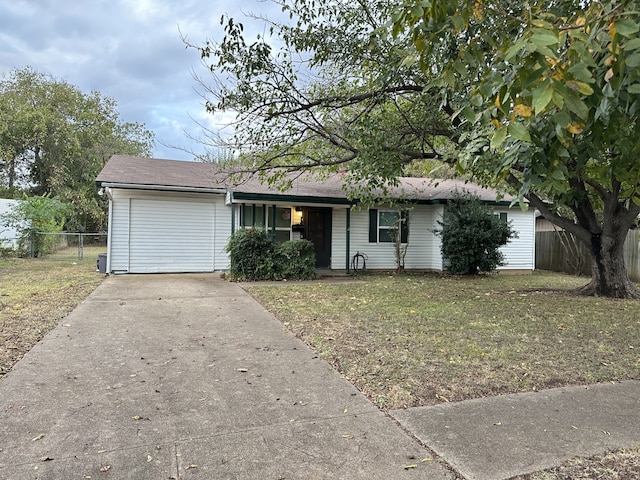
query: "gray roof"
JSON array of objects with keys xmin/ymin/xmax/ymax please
[{"xmin": 96, "ymin": 155, "xmax": 514, "ymax": 204}]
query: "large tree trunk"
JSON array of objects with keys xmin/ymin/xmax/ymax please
[{"xmin": 578, "ymin": 231, "xmax": 640, "ymax": 299}]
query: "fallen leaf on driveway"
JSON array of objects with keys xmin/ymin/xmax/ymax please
[
  {"xmin": 186, "ymin": 464, "xmax": 198, "ymax": 470},
  {"xmin": 237, "ymin": 368, "xmax": 248, "ymax": 372},
  {"xmin": 404, "ymin": 464, "xmax": 418, "ymax": 470},
  {"xmin": 147, "ymin": 455, "xmax": 152, "ymax": 462},
  {"xmin": 31, "ymin": 434, "xmax": 45, "ymax": 442},
  {"xmin": 100, "ymin": 465, "xmax": 111, "ymax": 472},
  {"xmin": 39, "ymin": 456, "xmax": 53, "ymax": 462}
]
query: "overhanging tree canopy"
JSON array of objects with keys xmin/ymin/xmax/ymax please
[
  {"xmin": 190, "ymin": 0, "xmax": 459, "ymax": 195},
  {"xmin": 192, "ymin": 0, "xmax": 640, "ymax": 298},
  {"xmin": 393, "ymin": 0, "xmax": 640, "ymax": 297}
]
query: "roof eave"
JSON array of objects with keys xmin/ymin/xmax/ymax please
[
  {"xmin": 97, "ymin": 182, "xmax": 226, "ymax": 195},
  {"xmin": 230, "ymin": 191, "xmax": 355, "ymax": 205}
]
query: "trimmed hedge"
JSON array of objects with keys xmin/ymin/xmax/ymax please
[{"xmin": 225, "ymin": 228, "xmax": 317, "ymax": 281}]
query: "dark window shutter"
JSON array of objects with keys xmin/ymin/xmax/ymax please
[
  {"xmin": 369, "ymin": 209, "xmax": 378, "ymax": 242},
  {"xmin": 400, "ymin": 210, "xmax": 409, "ymax": 243}
]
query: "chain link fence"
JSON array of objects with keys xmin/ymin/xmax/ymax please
[{"xmin": 1, "ymin": 232, "xmax": 107, "ymax": 261}]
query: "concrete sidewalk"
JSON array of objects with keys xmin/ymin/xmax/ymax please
[
  {"xmin": 392, "ymin": 380, "xmax": 640, "ymax": 480},
  {"xmin": 0, "ymin": 275, "xmax": 453, "ymax": 479},
  {"xmin": 1, "ymin": 274, "xmax": 638, "ymax": 479}
]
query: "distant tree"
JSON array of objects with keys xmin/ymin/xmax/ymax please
[
  {"xmin": 435, "ymin": 193, "xmax": 516, "ymax": 275},
  {"xmin": 0, "ymin": 67, "xmax": 155, "ymax": 231}
]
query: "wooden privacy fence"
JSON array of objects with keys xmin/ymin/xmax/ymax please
[{"xmin": 536, "ymin": 229, "xmax": 640, "ymax": 281}]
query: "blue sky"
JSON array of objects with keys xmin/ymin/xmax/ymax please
[{"xmin": 0, "ymin": 0, "xmax": 283, "ymax": 161}]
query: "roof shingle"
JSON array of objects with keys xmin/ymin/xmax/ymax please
[{"xmin": 96, "ymin": 155, "xmax": 514, "ymax": 204}]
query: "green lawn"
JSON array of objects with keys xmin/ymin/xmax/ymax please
[{"xmin": 248, "ymin": 272, "xmax": 640, "ymax": 409}]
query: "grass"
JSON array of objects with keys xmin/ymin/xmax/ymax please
[
  {"xmin": 247, "ymin": 271, "xmax": 640, "ymax": 479},
  {"xmin": 248, "ymin": 272, "xmax": 640, "ymax": 409},
  {"xmin": 0, "ymin": 245, "xmax": 106, "ymax": 378},
  {"xmin": 511, "ymin": 445, "xmax": 640, "ymax": 479}
]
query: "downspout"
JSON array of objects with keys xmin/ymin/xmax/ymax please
[
  {"xmin": 106, "ymin": 192, "xmax": 113, "ymax": 273},
  {"xmin": 346, "ymin": 207, "xmax": 351, "ymax": 273}
]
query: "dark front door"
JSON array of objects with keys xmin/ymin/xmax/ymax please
[{"xmin": 304, "ymin": 207, "xmax": 332, "ymax": 268}]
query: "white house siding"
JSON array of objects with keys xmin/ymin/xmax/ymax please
[
  {"xmin": 344, "ymin": 204, "xmax": 443, "ymax": 271},
  {"xmin": 108, "ymin": 189, "xmax": 226, "ymax": 273},
  {"xmin": 339, "ymin": 204, "xmax": 533, "ymax": 272},
  {"xmin": 213, "ymin": 201, "xmax": 232, "ymax": 270},
  {"xmin": 403, "ymin": 205, "xmax": 444, "ymax": 270},
  {"xmin": 330, "ymin": 207, "xmax": 348, "ymax": 270},
  {"xmin": 494, "ymin": 207, "xmax": 536, "ymax": 270}
]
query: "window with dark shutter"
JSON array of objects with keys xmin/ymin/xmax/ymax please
[{"xmin": 369, "ymin": 209, "xmax": 409, "ymax": 243}]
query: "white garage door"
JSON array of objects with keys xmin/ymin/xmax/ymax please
[{"xmin": 129, "ymin": 198, "xmax": 215, "ymax": 273}]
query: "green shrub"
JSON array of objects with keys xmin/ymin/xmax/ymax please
[
  {"xmin": 225, "ymin": 229, "xmax": 317, "ymax": 281},
  {"xmin": 435, "ymin": 192, "xmax": 517, "ymax": 275},
  {"xmin": 278, "ymin": 239, "xmax": 317, "ymax": 280},
  {"xmin": 225, "ymin": 228, "xmax": 278, "ymax": 281}
]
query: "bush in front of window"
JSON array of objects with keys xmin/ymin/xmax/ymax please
[
  {"xmin": 435, "ymin": 192, "xmax": 517, "ymax": 275},
  {"xmin": 225, "ymin": 228, "xmax": 278, "ymax": 281},
  {"xmin": 277, "ymin": 239, "xmax": 317, "ymax": 280},
  {"xmin": 225, "ymin": 228, "xmax": 317, "ymax": 281}
]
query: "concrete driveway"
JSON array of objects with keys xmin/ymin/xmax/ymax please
[{"xmin": 0, "ymin": 274, "xmax": 454, "ymax": 479}]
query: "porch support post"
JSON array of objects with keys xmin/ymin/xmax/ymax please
[
  {"xmin": 346, "ymin": 207, "xmax": 351, "ymax": 273},
  {"xmin": 271, "ymin": 205, "xmax": 277, "ymax": 239},
  {"xmin": 231, "ymin": 203, "xmax": 236, "ymax": 234}
]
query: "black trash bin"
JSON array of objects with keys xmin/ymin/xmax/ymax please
[{"xmin": 97, "ymin": 253, "xmax": 107, "ymax": 273}]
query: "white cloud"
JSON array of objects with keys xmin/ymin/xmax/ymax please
[{"xmin": 0, "ymin": 0, "xmax": 285, "ymax": 162}]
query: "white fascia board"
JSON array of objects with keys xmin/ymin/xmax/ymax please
[{"xmin": 99, "ymin": 182, "xmax": 226, "ymax": 195}]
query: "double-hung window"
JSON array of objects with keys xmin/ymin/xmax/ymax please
[{"xmin": 369, "ymin": 209, "xmax": 409, "ymax": 243}]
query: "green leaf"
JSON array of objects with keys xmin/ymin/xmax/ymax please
[
  {"xmin": 567, "ymin": 63, "xmax": 593, "ymax": 83},
  {"xmin": 443, "ymin": 69, "xmax": 456, "ymax": 87},
  {"xmin": 453, "ymin": 60, "xmax": 467, "ymax": 76},
  {"xmin": 552, "ymin": 91, "xmax": 565, "ymax": 109},
  {"xmin": 452, "ymin": 14, "xmax": 465, "ymax": 33},
  {"xmin": 531, "ymin": 29, "xmax": 559, "ymax": 46},
  {"xmin": 504, "ymin": 38, "xmax": 527, "ymax": 61},
  {"xmin": 551, "ymin": 168, "xmax": 565, "ymax": 181},
  {"xmin": 461, "ymin": 106, "xmax": 477, "ymax": 123},
  {"xmin": 615, "ymin": 19, "xmax": 640, "ymax": 37},
  {"xmin": 508, "ymin": 123, "xmax": 532, "ymax": 142},
  {"xmin": 471, "ymin": 94, "xmax": 483, "ymax": 107},
  {"xmin": 628, "ymin": 84, "xmax": 640, "ymax": 94},
  {"xmin": 562, "ymin": 92, "xmax": 589, "ymax": 119},
  {"xmin": 533, "ymin": 84, "xmax": 554, "ymax": 114},
  {"xmin": 490, "ymin": 127, "xmax": 508, "ymax": 149},
  {"xmin": 624, "ymin": 38, "xmax": 640, "ymax": 51},
  {"xmin": 626, "ymin": 52, "xmax": 640, "ymax": 67},
  {"xmin": 566, "ymin": 80, "xmax": 594, "ymax": 96}
]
